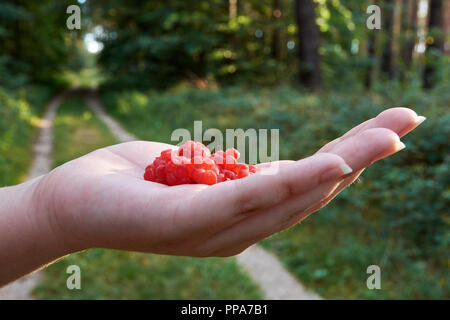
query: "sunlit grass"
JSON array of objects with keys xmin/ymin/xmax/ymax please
[
  {"xmin": 52, "ymin": 99, "xmax": 116, "ymax": 167},
  {"xmin": 34, "ymin": 249, "xmax": 262, "ymax": 299},
  {"xmin": 0, "ymin": 86, "xmax": 52, "ymax": 186},
  {"xmin": 260, "ymin": 202, "xmax": 449, "ymax": 299},
  {"xmin": 58, "ymin": 68, "xmax": 106, "ymax": 89}
]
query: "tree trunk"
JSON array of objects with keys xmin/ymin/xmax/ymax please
[
  {"xmin": 423, "ymin": 0, "xmax": 444, "ymax": 88},
  {"xmin": 381, "ymin": 0, "xmax": 395, "ymax": 79},
  {"xmin": 229, "ymin": 0, "xmax": 237, "ymax": 20},
  {"xmin": 400, "ymin": 0, "xmax": 418, "ymax": 69},
  {"xmin": 272, "ymin": 0, "xmax": 281, "ymax": 59},
  {"xmin": 390, "ymin": 0, "xmax": 403, "ymax": 77},
  {"xmin": 365, "ymin": 0, "xmax": 379, "ymax": 89},
  {"xmin": 365, "ymin": 31, "xmax": 377, "ymax": 89},
  {"xmin": 295, "ymin": 0, "xmax": 322, "ymax": 89},
  {"xmin": 444, "ymin": 0, "xmax": 450, "ymax": 55}
]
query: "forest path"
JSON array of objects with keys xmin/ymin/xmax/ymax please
[
  {"xmin": 0, "ymin": 92, "xmax": 67, "ymax": 299},
  {"xmin": 0, "ymin": 89, "xmax": 320, "ymax": 300}
]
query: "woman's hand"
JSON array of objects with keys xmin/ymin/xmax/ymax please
[
  {"xmin": 39, "ymin": 107, "xmax": 424, "ymax": 256},
  {"xmin": 0, "ymin": 107, "xmax": 425, "ymax": 285}
]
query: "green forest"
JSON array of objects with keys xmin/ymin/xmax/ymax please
[{"xmin": 0, "ymin": 0, "xmax": 449, "ymax": 299}]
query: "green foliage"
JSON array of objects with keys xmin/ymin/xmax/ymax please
[
  {"xmin": 0, "ymin": 86, "xmax": 52, "ymax": 186},
  {"xmin": 102, "ymin": 84, "xmax": 449, "ymax": 299},
  {"xmin": 34, "ymin": 249, "xmax": 262, "ymax": 299},
  {"xmin": 0, "ymin": 0, "xmax": 73, "ymax": 89},
  {"xmin": 94, "ymin": 0, "xmax": 298, "ymax": 89},
  {"xmin": 95, "ymin": 0, "xmax": 414, "ymax": 89}
]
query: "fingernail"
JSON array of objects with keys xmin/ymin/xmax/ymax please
[
  {"xmin": 339, "ymin": 163, "xmax": 353, "ymax": 175},
  {"xmin": 415, "ymin": 116, "xmax": 427, "ymax": 126},
  {"xmin": 320, "ymin": 162, "xmax": 353, "ymax": 182},
  {"xmin": 394, "ymin": 141, "xmax": 406, "ymax": 152}
]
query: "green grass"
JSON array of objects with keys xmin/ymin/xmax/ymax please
[
  {"xmin": 0, "ymin": 86, "xmax": 53, "ymax": 186},
  {"xmin": 101, "ymin": 84, "xmax": 449, "ymax": 299},
  {"xmin": 34, "ymin": 97, "xmax": 262, "ymax": 299},
  {"xmin": 259, "ymin": 205, "xmax": 449, "ymax": 299},
  {"xmin": 57, "ymin": 68, "xmax": 106, "ymax": 89},
  {"xmin": 51, "ymin": 98, "xmax": 117, "ymax": 167},
  {"xmin": 34, "ymin": 250, "xmax": 262, "ymax": 299}
]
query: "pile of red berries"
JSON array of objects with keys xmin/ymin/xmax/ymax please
[{"xmin": 144, "ymin": 141, "xmax": 257, "ymax": 186}]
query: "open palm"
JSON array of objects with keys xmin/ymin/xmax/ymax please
[{"xmin": 41, "ymin": 107, "xmax": 424, "ymax": 257}]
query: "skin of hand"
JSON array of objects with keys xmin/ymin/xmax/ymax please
[{"xmin": 0, "ymin": 107, "xmax": 425, "ymax": 285}]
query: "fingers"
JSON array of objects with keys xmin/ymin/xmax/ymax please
[
  {"xmin": 318, "ymin": 107, "xmax": 424, "ymax": 153},
  {"xmin": 307, "ymin": 108, "xmax": 423, "ymax": 217},
  {"xmin": 300, "ymin": 127, "xmax": 406, "ymax": 217},
  {"xmin": 326, "ymin": 127, "xmax": 405, "ymax": 170},
  {"xmin": 202, "ymin": 127, "xmax": 405, "ymax": 255},
  {"xmin": 309, "ymin": 127, "xmax": 408, "ymax": 213},
  {"xmin": 255, "ymin": 160, "xmax": 294, "ymax": 170},
  {"xmin": 202, "ymin": 179, "xmax": 342, "ymax": 256},
  {"xmin": 185, "ymin": 152, "xmax": 351, "ymax": 234}
]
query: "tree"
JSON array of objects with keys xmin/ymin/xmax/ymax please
[
  {"xmin": 0, "ymin": 0, "xmax": 72, "ymax": 87},
  {"xmin": 444, "ymin": 0, "xmax": 450, "ymax": 55},
  {"xmin": 365, "ymin": 29, "xmax": 377, "ymax": 89},
  {"xmin": 229, "ymin": 0, "xmax": 237, "ymax": 20},
  {"xmin": 400, "ymin": 0, "xmax": 418, "ymax": 70},
  {"xmin": 295, "ymin": 0, "xmax": 322, "ymax": 89},
  {"xmin": 380, "ymin": 0, "xmax": 397, "ymax": 79},
  {"xmin": 423, "ymin": 0, "xmax": 445, "ymax": 88},
  {"xmin": 365, "ymin": 0, "xmax": 379, "ymax": 89},
  {"xmin": 271, "ymin": 0, "xmax": 281, "ymax": 59}
]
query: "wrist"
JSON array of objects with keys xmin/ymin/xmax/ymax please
[
  {"xmin": 0, "ymin": 175, "xmax": 80, "ymax": 285},
  {"xmin": 31, "ymin": 173, "xmax": 88, "ymax": 253}
]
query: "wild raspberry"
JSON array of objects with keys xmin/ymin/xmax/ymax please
[
  {"xmin": 143, "ymin": 141, "xmax": 258, "ymax": 186},
  {"xmin": 178, "ymin": 140, "xmax": 211, "ymax": 159},
  {"xmin": 225, "ymin": 148, "xmax": 240, "ymax": 159},
  {"xmin": 222, "ymin": 169, "xmax": 237, "ymax": 180}
]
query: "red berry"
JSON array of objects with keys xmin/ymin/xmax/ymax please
[
  {"xmin": 217, "ymin": 173, "xmax": 226, "ymax": 183},
  {"xmin": 143, "ymin": 167, "xmax": 154, "ymax": 181},
  {"xmin": 237, "ymin": 169, "xmax": 250, "ymax": 178},
  {"xmin": 166, "ymin": 172, "xmax": 179, "ymax": 186},
  {"xmin": 233, "ymin": 163, "xmax": 249, "ymax": 172},
  {"xmin": 191, "ymin": 168, "xmax": 205, "ymax": 183},
  {"xmin": 198, "ymin": 170, "xmax": 218, "ymax": 185},
  {"xmin": 223, "ymin": 169, "xmax": 236, "ymax": 180},
  {"xmin": 143, "ymin": 141, "xmax": 257, "ymax": 186},
  {"xmin": 226, "ymin": 148, "xmax": 240, "ymax": 159},
  {"xmin": 179, "ymin": 140, "xmax": 210, "ymax": 158},
  {"xmin": 161, "ymin": 149, "xmax": 173, "ymax": 161},
  {"xmin": 222, "ymin": 156, "xmax": 236, "ymax": 170},
  {"xmin": 175, "ymin": 164, "xmax": 189, "ymax": 179}
]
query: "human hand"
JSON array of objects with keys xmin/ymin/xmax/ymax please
[{"xmin": 36, "ymin": 107, "xmax": 425, "ymax": 258}]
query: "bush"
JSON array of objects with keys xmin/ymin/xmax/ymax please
[{"xmin": 0, "ymin": 86, "xmax": 52, "ymax": 186}]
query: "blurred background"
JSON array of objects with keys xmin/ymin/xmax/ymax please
[{"xmin": 0, "ymin": 0, "xmax": 448, "ymax": 299}]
